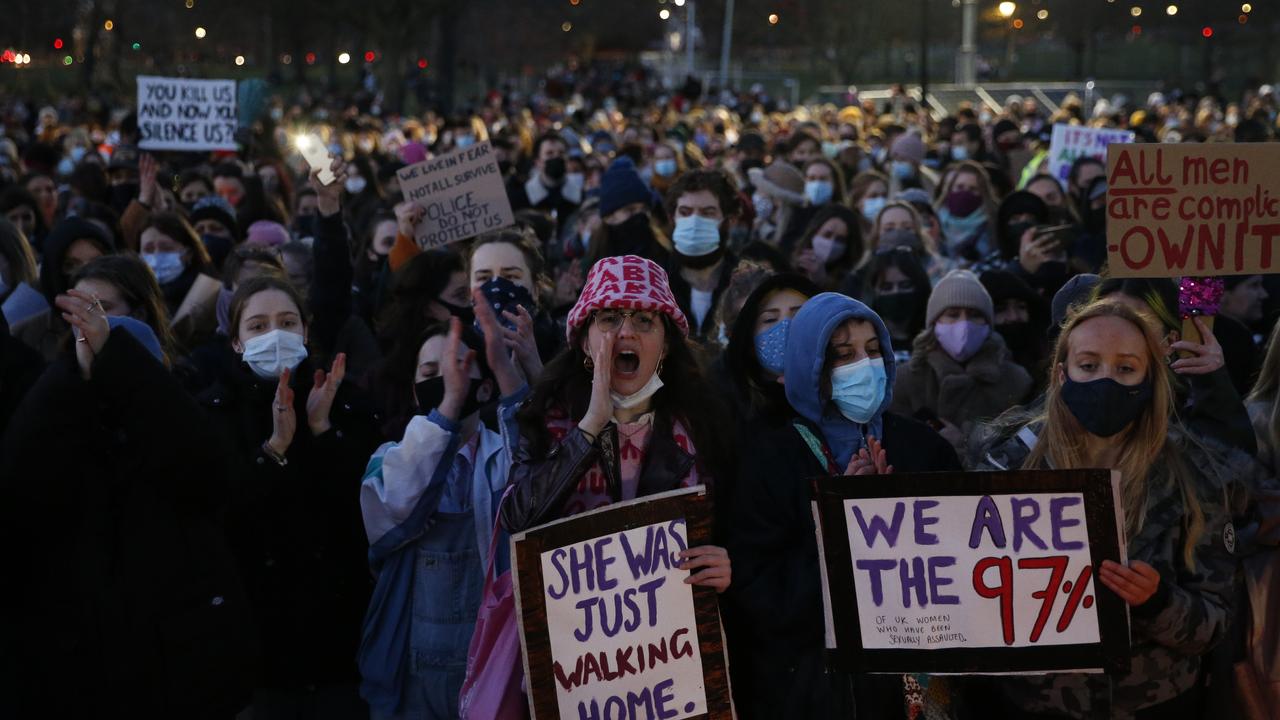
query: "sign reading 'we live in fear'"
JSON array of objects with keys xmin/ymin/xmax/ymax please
[
  {"xmin": 511, "ymin": 486, "xmax": 732, "ymax": 720},
  {"xmin": 813, "ymin": 469, "xmax": 1131, "ymax": 675},
  {"xmin": 1106, "ymin": 142, "xmax": 1280, "ymax": 277},
  {"xmin": 396, "ymin": 141, "xmax": 514, "ymax": 249}
]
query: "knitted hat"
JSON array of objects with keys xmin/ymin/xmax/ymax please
[
  {"xmin": 566, "ymin": 255, "xmax": 689, "ymax": 340},
  {"xmin": 598, "ymin": 157, "xmax": 652, "ymax": 218},
  {"xmin": 244, "ymin": 219, "xmax": 291, "ymax": 247},
  {"xmin": 890, "ymin": 131, "xmax": 926, "ymax": 164},
  {"xmin": 400, "ymin": 141, "xmax": 428, "ymax": 166},
  {"xmin": 190, "ymin": 195, "xmax": 239, "ymax": 238},
  {"xmin": 746, "ymin": 161, "xmax": 805, "ymax": 206},
  {"xmin": 926, "ymin": 269, "xmax": 994, "ymax": 326}
]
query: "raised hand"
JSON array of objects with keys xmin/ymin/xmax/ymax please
[
  {"xmin": 56, "ymin": 288, "xmax": 111, "ymax": 379},
  {"xmin": 472, "ymin": 286, "xmax": 523, "ymax": 396},
  {"xmin": 1169, "ymin": 316, "xmax": 1225, "ymax": 376},
  {"xmin": 439, "ymin": 317, "xmax": 476, "ymax": 422},
  {"xmin": 268, "ymin": 367, "xmax": 297, "ymax": 456},
  {"xmin": 394, "ymin": 200, "xmax": 425, "ymax": 240},
  {"xmin": 312, "ymin": 157, "xmax": 349, "ymax": 216},
  {"xmin": 578, "ymin": 329, "xmax": 616, "ymax": 439},
  {"xmin": 503, "ymin": 304, "xmax": 543, "ymax": 383},
  {"xmin": 138, "ymin": 152, "xmax": 160, "ymax": 208},
  {"xmin": 306, "ymin": 353, "xmax": 346, "ymax": 435}
]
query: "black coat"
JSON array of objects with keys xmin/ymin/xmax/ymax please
[
  {"xmin": 0, "ymin": 329, "xmax": 256, "ymax": 717},
  {"xmin": 200, "ymin": 358, "xmax": 380, "ymax": 690},
  {"xmin": 725, "ymin": 412, "xmax": 960, "ymax": 719}
]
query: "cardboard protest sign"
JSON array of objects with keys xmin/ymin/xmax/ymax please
[
  {"xmin": 813, "ymin": 469, "xmax": 1130, "ymax": 675},
  {"xmin": 136, "ymin": 76, "xmax": 237, "ymax": 151},
  {"xmin": 396, "ymin": 141, "xmax": 514, "ymax": 249},
  {"xmin": 1047, "ymin": 124, "xmax": 1134, "ymax": 185},
  {"xmin": 511, "ymin": 486, "xmax": 732, "ymax": 720},
  {"xmin": 1106, "ymin": 143, "xmax": 1280, "ymax": 277}
]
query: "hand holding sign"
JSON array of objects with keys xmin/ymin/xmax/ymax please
[
  {"xmin": 394, "ymin": 200, "xmax": 425, "ymax": 239},
  {"xmin": 678, "ymin": 545, "xmax": 731, "ymax": 592},
  {"xmin": 396, "ymin": 141, "xmax": 514, "ymax": 249},
  {"xmin": 1098, "ymin": 559, "xmax": 1160, "ymax": 607}
]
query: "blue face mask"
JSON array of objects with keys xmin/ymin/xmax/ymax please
[
  {"xmin": 860, "ymin": 195, "xmax": 887, "ymax": 222},
  {"xmin": 950, "ymin": 145, "xmax": 969, "ymax": 162},
  {"xmin": 804, "ymin": 180, "xmax": 834, "ymax": 206},
  {"xmin": 754, "ymin": 318, "xmax": 791, "ymax": 375},
  {"xmin": 830, "ymin": 356, "xmax": 887, "ymax": 424},
  {"xmin": 143, "ymin": 251, "xmax": 186, "ymax": 285},
  {"xmin": 654, "ymin": 158, "xmax": 678, "ymax": 178},
  {"xmin": 672, "ymin": 215, "xmax": 721, "ymax": 257},
  {"xmin": 891, "ymin": 160, "xmax": 916, "ymax": 180}
]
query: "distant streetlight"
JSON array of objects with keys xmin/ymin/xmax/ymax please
[
  {"xmin": 562, "ymin": 21, "xmax": 573, "ymax": 31},
  {"xmin": 659, "ymin": 8, "xmax": 670, "ymax": 19},
  {"xmin": 1166, "ymin": 5, "xmax": 1178, "ymax": 15},
  {"xmin": 234, "ymin": 55, "xmax": 245, "ymax": 66},
  {"xmin": 104, "ymin": 19, "xmax": 115, "ymax": 31},
  {"xmin": 674, "ymin": 0, "xmax": 685, "ymax": 5},
  {"xmin": 185, "ymin": 0, "xmax": 195, "ymax": 7},
  {"xmin": 997, "ymin": 2, "xmax": 1016, "ymax": 18},
  {"xmin": 195, "ymin": 26, "xmax": 206, "ymax": 39},
  {"xmin": 1130, "ymin": 5, "xmax": 1142, "ymax": 16},
  {"xmin": 1036, "ymin": 9, "xmax": 1048, "ymax": 19},
  {"xmin": 338, "ymin": 52, "xmax": 351, "ymax": 64},
  {"xmin": 1242, "ymin": 3, "xmax": 1252, "ymax": 12},
  {"xmin": 768, "ymin": 13, "xmax": 779, "ymax": 24}
]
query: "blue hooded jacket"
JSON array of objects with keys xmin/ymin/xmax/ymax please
[{"xmin": 783, "ymin": 292, "xmax": 896, "ymax": 468}]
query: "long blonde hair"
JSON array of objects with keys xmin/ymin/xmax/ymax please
[
  {"xmin": 1246, "ymin": 320, "xmax": 1280, "ymax": 459},
  {"xmin": 1024, "ymin": 300, "xmax": 1205, "ymax": 567}
]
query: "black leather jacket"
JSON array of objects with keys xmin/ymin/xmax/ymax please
[{"xmin": 499, "ymin": 411, "xmax": 696, "ymax": 532}]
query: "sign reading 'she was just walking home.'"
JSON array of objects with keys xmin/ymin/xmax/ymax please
[
  {"xmin": 396, "ymin": 141, "xmax": 514, "ymax": 249},
  {"xmin": 813, "ymin": 469, "xmax": 1130, "ymax": 674},
  {"xmin": 511, "ymin": 486, "xmax": 732, "ymax": 720},
  {"xmin": 136, "ymin": 76, "xmax": 237, "ymax": 151}
]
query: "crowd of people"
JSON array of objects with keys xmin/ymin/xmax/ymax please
[{"xmin": 1, "ymin": 72, "xmax": 1279, "ymax": 720}]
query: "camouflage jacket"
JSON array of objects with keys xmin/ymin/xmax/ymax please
[{"xmin": 972, "ymin": 424, "xmax": 1244, "ymax": 719}]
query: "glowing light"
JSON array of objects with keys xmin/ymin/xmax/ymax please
[
  {"xmin": 234, "ymin": 55, "xmax": 245, "ymax": 66},
  {"xmin": 562, "ymin": 21, "xmax": 573, "ymax": 31},
  {"xmin": 1012, "ymin": 18, "xmax": 1024, "ymax": 28},
  {"xmin": 305, "ymin": 52, "xmax": 317, "ymax": 65},
  {"xmin": 104, "ymin": 20, "xmax": 114, "ymax": 31},
  {"xmin": 998, "ymin": 2, "xmax": 1016, "ymax": 17},
  {"xmin": 659, "ymin": 9, "xmax": 670, "ymax": 19},
  {"xmin": 63, "ymin": 55, "xmax": 73, "ymax": 65},
  {"xmin": 364, "ymin": 51, "xmax": 375, "ymax": 62},
  {"xmin": 195, "ymin": 26, "xmax": 206, "ymax": 39},
  {"xmin": 53, "ymin": 38, "xmax": 64, "ymax": 49},
  {"xmin": 1243, "ymin": 3, "xmax": 1252, "ymax": 12},
  {"xmin": 417, "ymin": 58, "xmax": 428, "ymax": 69},
  {"xmin": 186, "ymin": 0, "xmax": 195, "ymax": 7},
  {"xmin": 1202, "ymin": 25, "xmax": 1213, "ymax": 37},
  {"xmin": 281, "ymin": 54, "xmax": 292, "ymax": 64},
  {"xmin": 1166, "ymin": 4, "xmax": 1177, "ymax": 15},
  {"xmin": 131, "ymin": 42, "xmax": 141, "ymax": 51},
  {"xmin": 1240, "ymin": 13, "xmax": 1249, "ymax": 23},
  {"xmin": 768, "ymin": 13, "xmax": 780, "ymax": 24},
  {"xmin": 338, "ymin": 52, "xmax": 351, "ymax": 64},
  {"xmin": 674, "ymin": 0, "xmax": 686, "ymax": 5},
  {"xmin": 1036, "ymin": 9, "xmax": 1048, "ymax": 19},
  {"xmin": 1130, "ymin": 6, "xmax": 1142, "ymax": 16}
]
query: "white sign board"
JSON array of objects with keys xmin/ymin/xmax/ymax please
[
  {"xmin": 1048, "ymin": 124, "xmax": 1135, "ymax": 185},
  {"xmin": 137, "ymin": 75, "xmax": 237, "ymax": 152}
]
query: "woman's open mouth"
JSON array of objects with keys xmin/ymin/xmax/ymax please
[{"xmin": 613, "ymin": 350, "xmax": 640, "ymax": 376}]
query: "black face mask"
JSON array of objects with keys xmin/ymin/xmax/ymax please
[
  {"xmin": 1031, "ymin": 260, "xmax": 1069, "ymax": 292},
  {"xmin": 607, "ymin": 213, "xmax": 656, "ymax": 258},
  {"xmin": 872, "ymin": 293, "xmax": 919, "ymax": 339},
  {"xmin": 498, "ymin": 160, "xmax": 514, "ymax": 176},
  {"xmin": 414, "ymin": 375, "xmax": 495, "ymax": 419},
  {"xmin": 543, "ymin": 157, "xmax": 567, "ymax": 183},
  {"xmin": 437, "ymin": 298, "xmax": 475, "ymax": 324},
  {"xmin": 1082, "ymin": 203, "xmax": 1107, "ymax": 234},
  {"xmin": 1061, "ymin": 375, "xmax": 1153, "ymax": 437},
  {"xmin": 996, "ymin": 320, "xmax": 1036, "ymax": 356}
]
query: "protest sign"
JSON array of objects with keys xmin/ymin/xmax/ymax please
[
  {"xmin": 511, "ymin": 486, "xmax": 732, "ymax": 720},
  {"xmin": 396, "ymin": 141, "xmax": 514, "ymax": 249},
  {"xmin": 1105, "ymin": 143, "xmax": 1280, "ymax": 277},
  {"xmin": 813, "ymin": 469, "xmax": 1130, "ymax": 675},
  {"xmin": 136, "ymin": 76, "xmax": 237, "ymax": 152},
  {"xmin": 1047, "ymin": 124, "xmax": 1134, "ymax": 185}
]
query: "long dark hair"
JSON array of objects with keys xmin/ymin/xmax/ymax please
[
  {"xmin": 518, "ymin": 315, "xmax": 733, "ymax": 481},
  {"xmin": 375, "ymin": 249, "xmax": 464, "ymax": 350},
  {"xmin": 863, "ymin": 247, "xmax": 933, "ymax": 345},
  {"xmin": 377, "ymin": 322, "xmax": 448, "ymax": 440},
  {"xmin": 142, "ymin": 211, "xmax": 213, "ymax": 274},
  {"xmin": 792, "ymin": 204, "xmax": 863, "ymax": 282},
  {"xmin": 725, "ymin": 273, "xmax": 820, "ymax": 420}
]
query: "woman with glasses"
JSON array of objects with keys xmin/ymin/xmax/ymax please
[{"xmin": 500, "ymin": 255, "xmax": 734, "ymax": 592}]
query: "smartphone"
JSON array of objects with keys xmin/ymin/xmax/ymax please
[
  {"xmin": 1032, "ymin": 223, "xmax": 1074, "ymax": 254},
  {"xmin": 296, "ymin": 134, "xmax": 335, "ymax": 185}
]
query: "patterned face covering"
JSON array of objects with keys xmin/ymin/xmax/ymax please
[{"xmin": 754, "ymin": 318, "xmax": 792, "ymax": 375}]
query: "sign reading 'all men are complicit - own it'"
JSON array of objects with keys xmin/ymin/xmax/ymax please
[
  {"xmin": 1106, "ymin": 142, "xmax": 1280, "ymax": 277},
  {"xmin": 396, "ymin": 141, "xmax": 514, "ymax": 249},
  {"xmin": 512, "ymin": 486, "xmax": 732, "ymax": 720},
  {"xmin": 136, "ymin": 76, "xmax": 237, "ymax": 152},
  {"xmin": 813, "ymin": 470, "xmax": 1130, "ymax": 674}
]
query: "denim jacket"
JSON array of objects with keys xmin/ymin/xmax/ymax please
[{"xmin": 358, "ymin": 386, "xmax": 526, "ymax": 718}]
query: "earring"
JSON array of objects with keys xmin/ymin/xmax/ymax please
[
  {"xmin": 584, "ymin": 356, "xmax": 594, "ymax": 370},
  {"xmin": 656, "ymin": 359, "xmax": 665, "ymax": 376}
]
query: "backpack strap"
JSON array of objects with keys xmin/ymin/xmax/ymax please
[{"xmin": 792, "ymin": 421, "xmax": 841, "ymax": 475}]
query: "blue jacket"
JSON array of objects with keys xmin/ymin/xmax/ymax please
[
  {"xmin": 358, "ymin": 386, "xmax": 526, "ymax": 717},
  {"xmin": 783, "ymin": 292, "xmax": 897, "ymax": 468}
]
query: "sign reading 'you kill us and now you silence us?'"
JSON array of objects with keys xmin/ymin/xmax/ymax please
[{"xmin": 813, "ymin": 470, "xmax": 1131, "ymax": 675}]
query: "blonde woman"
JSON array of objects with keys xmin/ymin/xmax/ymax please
[
  {"xmin": 973, "ymin": 300, "xmax": 1248, "ymax": 718},
  {"xmin": 858, "ymin": 200, "xmax": 951, "ymax": 285},
  {"xmin": 933, "ymin": 160, "xmax": 1000, "ymax": 263},
  {"xmin": 1246, "ymin": 321, "xmax": 1280, "ymax": 474}
]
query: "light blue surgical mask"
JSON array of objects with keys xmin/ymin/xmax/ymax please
[
  {"xmin": 950, "ymin": 145, "xmax": 969, "ymax": 162},
  {"xmin": 70, "ymin": 146, "xmax": 87, "ymax": 162},
  {"xmin": 672, "ymin": 215, "xmax": 721, "ymax": 257},
  {"xmin": 754, "ymin": 318, "xmax": 791, "ymax": 375},
  {"xmin": 830, "ymin": 356, "xmax": 887, "ymax": 424},
  {"xmin": 804, "ymin": 180, "xmax": 834, "ymax": 206},
  {"xmin": 860, "ymin": 195, "xmax": 887, "ymax": 222},
  {"xmin": 891, "ymin": 160, "xmax": 915, "ymax": 180},
  {"xmin": 654, "ymin": 158, "xmax": 678, "ymax": 178},
  {"xmin": 143, "ymin": 251, "xmax": 186, "ymax": 285}
]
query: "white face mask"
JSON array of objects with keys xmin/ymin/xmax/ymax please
[
  {"xmin": 240, "ymin": 328, "xmax": 308, "ymax": 380},
  {"xmin": 610, "ymin": 370, "xmax": 664, "ymax": 410},
  {"xmin": 344, "ymin": 175, "xmax": 367, "ymax": 195}
]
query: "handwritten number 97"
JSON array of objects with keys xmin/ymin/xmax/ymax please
[{"xmin": 972, "ymin": 555, "xmax": 1094, "ymax": 645}]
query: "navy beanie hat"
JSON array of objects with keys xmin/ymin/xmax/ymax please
[
  {"xmin": 597, "ymin": 157, "xmax": 652, "ymax": 218},
  {"xmin": 107, "ymin": 316, "xmax": 165, "ymax": 363}
]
